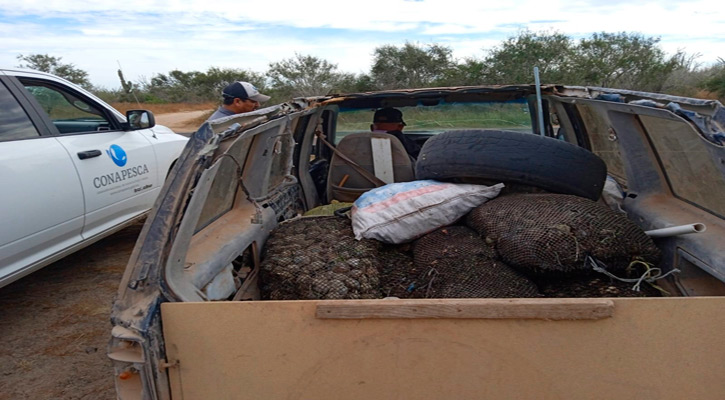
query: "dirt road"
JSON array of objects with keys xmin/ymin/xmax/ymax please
[
  {"xmin": 155, "ymin": 109, "xmax": 211, "ymax": 134},
  {"xmin": 0, "ymin": 221, "xmax": 142, "ymax": 400}
]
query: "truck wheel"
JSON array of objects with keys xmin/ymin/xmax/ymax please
[{"xmin": 414, "ymin": 129, "xmax": 607, "ymax": 200}]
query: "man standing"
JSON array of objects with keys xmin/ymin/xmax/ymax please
[
  {"xmin": 371, "ymin": 107, "xmax": 421, "ymax": 159},
  {"xmin": 208, "ymin": 81, "xmax": 271, "ymax": 121}
]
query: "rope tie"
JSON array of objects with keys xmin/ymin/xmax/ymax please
[{"xmin": 587, "ymin": 256, "xmax": 680, "ymax": 293}]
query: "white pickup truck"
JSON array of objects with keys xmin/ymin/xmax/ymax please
[
  {"xmin": 110, "ymin": 85, "xmax": 725, "ymax": 400},
  {"xmin": 0, "ymin": 68, "xmax": 188, "ymax": 288}
]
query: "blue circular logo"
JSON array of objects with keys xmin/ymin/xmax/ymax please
[{"xmin": 106, "ymin": 144, "xmax": 127, "ymax": 167}]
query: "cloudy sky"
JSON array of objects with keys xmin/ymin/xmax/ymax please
[{"xmin": 1, "ymin": 0, "xmax": 723, "ymax": 88}]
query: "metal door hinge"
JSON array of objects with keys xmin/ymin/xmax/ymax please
[{"xmin": 159, "ymin": 359, "xmax": 179, "ymax": 370}]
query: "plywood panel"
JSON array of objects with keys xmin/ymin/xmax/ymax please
[{"xmin": 162, "ymin": 297, "xmax": 725, "ymax": 400}]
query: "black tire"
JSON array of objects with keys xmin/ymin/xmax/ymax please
[{"xmin": 415, "ymin": 129, "xmax": 607, "ymax": 200}]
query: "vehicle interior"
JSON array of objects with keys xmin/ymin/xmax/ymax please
[
  {"xmin": 154, "ymin": 85, "xmax": 725, "ymax": 304},
  {"xmin": 19, "ymin": 78, "xmax": 114, "ymax": 134}
]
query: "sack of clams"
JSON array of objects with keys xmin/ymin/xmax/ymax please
[
  {"xmin": 411, "ymin": 226, "xmax": 540, "ymax": 298},
  {"xmin": 465, "ymin": 193, "xmax": 661, "ymax": 275},
  {"xmin": 260, "ymin": 216, "xmax": 383, "ymax": 300},
  {"xmin": 260, "ymin": 193, "xmax": 664, "ymax": 300}
]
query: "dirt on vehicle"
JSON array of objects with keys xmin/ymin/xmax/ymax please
[{"xmin": 0, "ymin": 221, "xmax": 143, "ymax": 400}]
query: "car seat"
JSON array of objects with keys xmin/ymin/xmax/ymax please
[{"xmin": 326, "ymin": 132, "xmax": 415, "ymax": 202}]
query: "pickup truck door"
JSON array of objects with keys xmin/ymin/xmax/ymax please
[
  {"xmin": 0, "ymin": 77, "xmax": 84, "ymax": 285},
  {"xmin": 12, "ymin": 76, "xmax": 161, "ymax": 240},
  {"xmin": 546, "ymin": 94, "xmax": 725, "ymax": 293}
]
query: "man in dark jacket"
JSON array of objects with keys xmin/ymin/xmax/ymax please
[{"xmin": 370, "ymin": 107, "xmax": 421, "ymax": 160}]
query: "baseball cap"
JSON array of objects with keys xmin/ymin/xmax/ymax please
[
  {"xmin": 222, "ymin": 81, "xmax": 271, "ymax": 103},
  {"xmin": 373, "ymin": 107, "xmax": 406, "ymax": 125}
]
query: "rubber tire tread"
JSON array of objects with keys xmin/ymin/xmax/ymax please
[{"xmin": 415, "ymin": 129, "xmax": 607, "ymax": 200}]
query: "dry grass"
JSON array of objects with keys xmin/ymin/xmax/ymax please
[
  {"xmin": 110, "ymin": 102, "xmax": 217, "ymax": 115},
  {"xmin": 693, "ymin": 89, "xmax": 723, "ymax": 101}
]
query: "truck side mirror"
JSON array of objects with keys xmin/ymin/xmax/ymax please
[{"xmin": 126, "ymin": 110, "xmax": 156, "ymax": 130}]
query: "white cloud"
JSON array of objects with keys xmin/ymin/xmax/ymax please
[
  {"xmin": 80, "ymin": 28, "xmax": 123, "ymax": 36},
  {"xmin": 0, "ymin": 0, "xmax": 723, "ymax": 87},
  {"xmin": 422, "ymin": 24, "xmax": 494, "ymax": 35}
]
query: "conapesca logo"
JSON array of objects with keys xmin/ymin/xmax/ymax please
[
  {"xmin": 95, "ymin": 144, "xmax": 151, "ymax": 189},
  {"xmin": 106, "ymin": 144, "xmax": 127, "ymax": 167},
  {"xmin": 93, "ymin": 164, "xmax": 150, "ymax": 189}
]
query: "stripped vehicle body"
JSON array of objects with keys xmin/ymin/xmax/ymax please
[{"xmin": 109, "ymin": 85, "xmax": 725, "ymax": 399}]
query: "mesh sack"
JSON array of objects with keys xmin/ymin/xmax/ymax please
[
  {"xmin": 465, "ymin": 193, "xmax": 660, "ymax": 274},
  {"xmin": 377, "ymin": 243, "xmax": 417, "ymax": 299},
  {"xmin": 410, "ymin": 226, "xmax": 540, "ymax": 298},
  {"xmin": 260, "ymin": 216, "xmax": 382, "ymax": 300}
]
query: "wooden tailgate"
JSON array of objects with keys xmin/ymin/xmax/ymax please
[{"xmin": 161, "ymin": 297, "xmax": 725, "ymax": 400}]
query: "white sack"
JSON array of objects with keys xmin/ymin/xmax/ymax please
[{"xmin": 351, "ymin": 180, "xmax": 504, "ymax": 244}]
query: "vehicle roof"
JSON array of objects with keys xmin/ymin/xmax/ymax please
[
  {"xmin": 318, "ymin": 84, "xmax": 723, "ymax": 113},
  {"xmin": 1, "ymin": 67, "xmax": 126, "ymax": 121},
  {"xmin": 1, "ymin": 67, "xmax": 76, "ymax": 83}
]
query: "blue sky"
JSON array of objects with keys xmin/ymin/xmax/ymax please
[{"xmin": 1, "ymin": 0, "xmax": 723, "ymax": 88}]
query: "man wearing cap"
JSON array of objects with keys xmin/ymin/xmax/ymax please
[
  {"xmin": 208, "ymin": 81, "xmax": 271, "ymax": 121},
  {"xmin": 371, "ymin": 107, "xmax": 421, "ymax": 160}
]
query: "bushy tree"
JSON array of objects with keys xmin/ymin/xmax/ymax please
[
  {"xmin": 28, "ymin": 32, "xmax": 715, "ymax": 104},
  {"xmin": 439, "ymin": 58, "xmax": 487, "ymax": 86},
  {"xmin": 572, "ymin": 32, "xmax": 685, "ymax": 91},
  {"xmin": 371, "ymin": 42, "xmax": 455, "ymax": 89},
  {"xmin": 267, "ymin": 53, "xmax": 355, "ymax": 98},
  {"xmin": 144, "ymin": 67, "xmax": 265, "ymax": 103},
  {"xmin": 477, "ymin": 30, "xmax": 700, "ymax": 93},
  {"xmin": 658, "ymin": 52, "xmax": 704, "ymax": 97},
  {"xmin": 197, "ymin": 67, "xmax": 267, "ymax": 100},
  {"xmin": 482, "ymin": 31, "xmax": 575, "ymax": 85},
  {"xmin": 333, "ymin": 73, "xmax": 377, "ymax": 94},
  {"xmin": 91, "ymin": 86, "xmax": 127, "ymax": 104},
  {"xmin": 146, "ymin": 70, "xmax": 200, "ymax": 103},
  {"xmin": 700, "ymin": 58, "xmax": 725, "ymax": 98},
  {"xmin": 16, "ymin": 54, "xmax": 91, "ymax": 89}
]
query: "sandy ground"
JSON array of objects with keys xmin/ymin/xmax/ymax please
[
  {"xmin": 0, "ymin": 221, "xmax": 143, "ymax": 400},
  {"xmin": 155, "ymin": 109, "xmax": 212, "ymax": 134}
]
